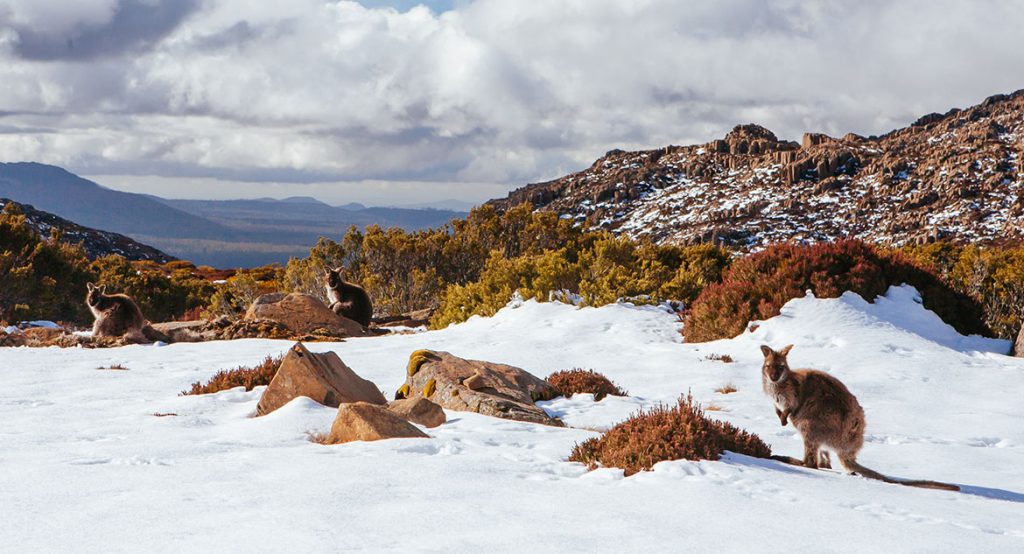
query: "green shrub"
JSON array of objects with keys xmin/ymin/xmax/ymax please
[
  {"xmin": 569, "ymin": 394, "xmax": 771, "ymax": 476},
  {"xmin": 0, "ymin": 205, "xmax": 96, "ymax": 324},
  {"xmin": 902, "ymin": 243, "xmax": 1024, "ymax": 339},
  {"xmin": 684, "ymin": 240, "xmax": 990, "ymax": 342}
]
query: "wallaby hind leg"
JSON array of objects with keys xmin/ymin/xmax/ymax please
[
  {"xmin": 803, "ymin": 441, "xmax": 821, "ymax": 469},
  {"xmin": 818, "ymin": 450, "xmax": 832, "ymax": 470}
]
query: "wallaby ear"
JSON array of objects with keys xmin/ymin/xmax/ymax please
[
  {"xmin": 87, "ymin": 282, "xmax": 95, "ymax": 291},
  {"xmin": 99, "ymin": 285, "xmax": 107, "ymax": 294},
  {"xmin": 760, "ymin": 345, "xmax": 773, "ymax": 358},
  {"xmin": 780, "ymin": 344, "xmax": 794, "ymax": 357}
]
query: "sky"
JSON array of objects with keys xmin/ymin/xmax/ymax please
[{"xmin": 1, "ymin": 0, "xmax": 1023, "ymax": 207}]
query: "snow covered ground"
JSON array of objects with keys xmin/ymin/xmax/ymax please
[{"xmin": 2, "ymin": 286, "xmax": 1023, "ymax": 552}]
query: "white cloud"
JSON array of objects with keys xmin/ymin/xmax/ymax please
[{"xmin": 0, "ymin": 0, "xmax": 1022, "ymax": 202}]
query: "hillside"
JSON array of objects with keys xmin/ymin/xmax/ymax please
[
  {"xmin": 491, "ymin": 90, "xmax": 1024, "ymax": 248},
  {"xmin": 1, "ymin": 289, "xmax": 1021, "ymax": 550},
  {"xmin": 0, "ymin": 198, "xmax": 173, "ymax": 263},
  {"xmin": 0, "ymin": 163, "xmax": 463, "ymax": 267}
]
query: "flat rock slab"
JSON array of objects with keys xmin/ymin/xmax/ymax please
[
  {"xmin": 388, "ymin": 397, "xmax": 446, "ymax": 428},
  {"xmin": 245, "ymin": 293, "xmax": 368, "ymax": 337},
  {"xmin": 324, "ymin": 402, "xmax": 429, "ymax": 444},
  {"xmin": 398, "ymin": 350, "xmax": 561, "ymax": 426},
  {"xmin": 257, "ymin": 342, "xmax": 386, "ymax": 416}
]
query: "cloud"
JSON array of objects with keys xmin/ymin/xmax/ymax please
[{"xmin": 0, "ymin": 0, "xmax": 1022, "ymax": 202}]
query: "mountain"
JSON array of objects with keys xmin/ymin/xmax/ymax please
[
  {"xmin": 491, "ymin": 90, "xmax": 1024, "ymax": 248},
  {"xmin": 0, "ymin": 163, "xmax": 465, "ymax": 267},
  {"xmin": 0, "ymin": 198, "xmax": 174, "ymax": 263}
]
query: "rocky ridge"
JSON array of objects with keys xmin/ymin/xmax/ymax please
[
  {"xmin": 491, "ymin": 91, "xmax": 1024, "ymax": 248},
  {"xmin": 1, "ymin": 198, "xmax": 174, "ymax": 262}
]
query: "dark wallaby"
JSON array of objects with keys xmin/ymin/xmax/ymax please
[
  {"xmin": 86, "ymin": 283, "xmax": 168, "ymax": 343},
  {"xmin": 324, "ymin": 267, "xmax": 373, "ymax": 327},
  {"xmin": 761, "ymin": 344, "xmax": 959, "ymax": 492}
]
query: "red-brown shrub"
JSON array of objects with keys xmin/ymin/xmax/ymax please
[
  {"xmin": 546, "ymin": 369, "xmax": 627, "ymax": 401},
  {"xmin": 684, "ymin": 240, "xmax": 990, "ymax": 342},
  {"xmin": 568, "ymin": 394, "xmax": 771, "ymax": 476},
  {"xmin": 181, "ymin": 355, "xmax": 282, "ymax": 395}
]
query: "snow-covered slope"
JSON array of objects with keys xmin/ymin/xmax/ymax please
[{"xmin": 2, "ymin": 287, "xmax": 1022, "ymax": 552}]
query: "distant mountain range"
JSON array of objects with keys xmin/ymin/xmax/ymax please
[
  {"xmin": 0, "ymin": 163, "xmax": 465, "ymax": 267},
  {"xmin": 492, "ymin": 90, "xmax": 1024, "ymax": 248},
  {"xmin": 1, "ymin": 198, "xmax": 174, "ymax": 263}
]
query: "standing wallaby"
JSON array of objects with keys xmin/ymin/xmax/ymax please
[
  {"xmin": 761, "ymin": 344, "xmax": 958, "ymax": 491},
  {"xmin": 324, "ymin": 267, "xmax": 373, "ymax": 327},
  {"xmin": 86, "ymin": 283, "xmax": 166, "ymax": 343}
]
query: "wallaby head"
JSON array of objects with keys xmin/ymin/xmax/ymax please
[
  {"xmin": 761, "ymin": 344, "xmax": 794, "ymax": 382},
  {"xmin": 324, "ymin": 266, "xmax": 346, "ymax": 289},
  {"xmin": 86, "ymin": 283, "xmax": 107, "ymax": 307}
]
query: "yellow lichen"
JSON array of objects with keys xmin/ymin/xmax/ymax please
[
  {"xmin": 407, "ymin": 350, "xmax": 435, "ymax": 377},
  {"xmin": 451, "ymin": 389, "xmax": 459, "ymax": 397},
  {"xmin": 395, "ymin": 383, "xmax": 411, "ymax": 400},
  {"xmin": 423, "ymin": 378, "xmax": 437, "ymax": 398}
]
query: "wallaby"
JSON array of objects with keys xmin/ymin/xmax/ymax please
[
  {"xmin": 86, "ymin": 283, "xmax": 168, "ymax": 343},
  {"xmin": 324, "ymin": 267, "xmax": 373, "ymax": 327},
  {"xmin": 761, "ymin": 344, "xmax": 959, "ymax": 491}
]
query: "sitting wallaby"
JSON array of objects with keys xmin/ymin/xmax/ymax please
[
  {"xmin": 86, "ymin": 283, "xmax": 166, "ymax": 343},
  {"xmin": 761, "ymin": 344, "xmax": 958, "ymax": 491},
  {"xmin": 324, "ymin": 267, "xmax": 373, "ymax": 327}
]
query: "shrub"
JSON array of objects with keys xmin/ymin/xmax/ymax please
[
  {"xmin": 92, "ymin": 255, "xmax": 216, "ymax": 323},
  {"xmin": 902, "ymin": 243, "xmax": 1024, "ymax": 339},
  {"xmin": 546, "ymin": 369, "xmax": 627, "ymax": 401},
  {"xmin": 181, "ymin": 355, "xmax": 282, "ymax": 395},
  {"xmin": 0, "ymin": 205, "xmax": 96, "ymax": 324},
  {"xmin": 684, "ymin": 240, "xmax": 989, "ymax": 342},
  {"xmin": 569, "ymin": 394, "xmax": 771, "ymax": 476}
]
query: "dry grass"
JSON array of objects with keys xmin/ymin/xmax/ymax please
[
  {"xmin": 546, "ymin": 369, "xmax": 627, "ymax": 401},
  {"xmin": 704, "ymin": 353, "xmax": 734, "ymax": 363},
  {"xmin": 97, "ymin": 363, "xmax": 129, "ymax": 371},
  {"xmin": 715, "ymin": 383, "xmax": 738, "ymax": 394},
  {"xmin": 704, "ymin": 403, "xmax": 727, "ymax": 411},
  {"xmin": 568, "ymin": 393, "xmax": 771, "ymax": 476},
  {"xmin": 181, "ymin": 355, "xmax": 282, "ymax": 396},
  {"xmin": 152, "ymin": 412, "xmax": 178, "ymax": 417}
]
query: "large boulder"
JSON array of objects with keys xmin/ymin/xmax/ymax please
[
  {"xmin": 1015, "ymin": 324, "xmax": 1024, "ymax": 357},
  {"xmin": 256, "ymin": 342, "xmax": 386, "ymax": 416},
  {"xmin": 323, "ymin": 402, "xmax": 429, "ymax": 444},
  {"xmin": 388, "ymin": 397, "xmax": 446, "ymax": 428},
  {"xmin": 395, "ymin": 350, "xmax": 561, "ymax": 426},
  {"xmin": 245, "ymin": 293, "xmax": 368, "ymax": 337}
]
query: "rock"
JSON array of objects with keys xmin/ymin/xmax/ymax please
[
  {"xmin": 256, "ymin": 342, "xmax": 386, "ymax": 416},
  {"xmin": 323, "ymin": 402, "xmax": 429, "ymax": 444},
  {"xmin": 396, "ymin": 350, "xmax": 561, "ymax": 426},
  {"xmin": 245, "ymin": 293, "xmax": 368, "ymax": 337},
  {"xmin": 1015, "ymin": 324, "xmax": 1024, "ymax": 357},
  {"xmin": 375, "ymin": 308, "xmax": 435, "ymax": 329},
  {"xmin": 150, "ymin": 320, "xmax": 207, "ymax": 335},
  {"xmin": 388, "ymin": 397, "xmax": 446, "ymax": 428},
  {"xmin": 22, "ymin": 327, "xmax": 67, "ymax": 343}
]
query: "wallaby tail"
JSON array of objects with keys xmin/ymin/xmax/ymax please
[
  {"xmin": 842, "ymin": 459, "xmax": 960, "ymax": 492},
  {"xmin": 142, "ymin": 324, "xmax": 173, "ymax": 344}
]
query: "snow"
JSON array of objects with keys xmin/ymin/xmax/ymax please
[{"xmin": 2, "ymin": 286, "xmax": 1023, "ymax": 552}]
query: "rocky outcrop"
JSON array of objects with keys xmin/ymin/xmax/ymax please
[
  {"xmin": 0, "ymin": 198, "xmax": 175, "ymax": 263},
  {"xmin": 245, "ymin": 293, "xmax": 368, "ymax": 337},
  {"xmin": 322, "ymin": 402, "xmax": 429, "ymax": 444},
  {"xmin": 488, "ymin": 89, "xmax": 1024, "ymax": 249},
  {"xmin": 395, "ymin": 350, "xmax": 561, "ymax": 426},
  {"xmin": 388, "ymin": 397, "xmax": 446, "ymax": 428},
  {"xmin": 256, "ymin": 342, "xmax": 386, "ymax": 416}
]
